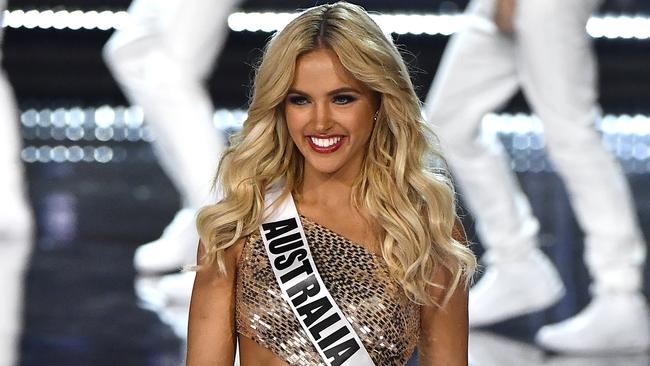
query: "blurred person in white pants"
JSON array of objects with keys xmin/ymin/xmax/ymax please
[
  {"xmin": 103, "ymin": 0, "xmax": 241, "ymax": 301},
  {"xmin": 425, "ymin": 0, "xmax": 649, "ymax": 354},
  {"xmin": 0, "ymin": 0, "xmax": 35, "ymax": 364}
]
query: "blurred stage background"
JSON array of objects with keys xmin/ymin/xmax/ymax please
[{"xmin": 3, "ymin": 0, "xmax": 650, "ymax": 365}]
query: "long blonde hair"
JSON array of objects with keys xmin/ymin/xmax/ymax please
[{"xmin": 197, "ymin": 2, "xmax": 476, "ymax": 307}]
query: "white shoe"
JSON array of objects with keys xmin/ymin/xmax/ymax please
[
  {"xmin": 535, "ymin": 292, "xmax": 650, "ymax": 354},
  {"xmin": 134, "ymin": 208, "xmax": 199, "ymax": 274},
  {"xmin": 158, "ymin": 271, "xmax": 195, "ymax": 306},
  {"xmin": 133, "ymin": 272, "xmax": 195, "ymax": 340},
  {"xmin": 470, "ymin": 249, "xmax": 565, "ymax": 327}
]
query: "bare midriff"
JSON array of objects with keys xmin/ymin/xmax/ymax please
[{"xmin": 238, "ymin": 335, "xmax": 291, "ymax": 366}]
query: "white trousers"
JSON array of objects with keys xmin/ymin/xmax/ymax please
[
  {"xmin": 103, "ymin": 0, "xmax": 241, "ymax": 209},
  {"xmin": 0, "ymin": 1, "xmax": 33, "ymax": 365},
  {"xmin": 424, "ymin": 0, "xmax": 646, "ymax": 293},
  {"xmin": 0, "ymin": 0, "xmax": 24, "ymax": 193}
]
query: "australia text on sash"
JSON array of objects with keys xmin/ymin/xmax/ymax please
[{"xmin": 261, "ymin": 217, "xmax": 362, "ymax": 366}]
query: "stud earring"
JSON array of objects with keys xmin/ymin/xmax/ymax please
[{"xmin": 373, "ymin": 111, "xmax": 379, "ymax": 122}]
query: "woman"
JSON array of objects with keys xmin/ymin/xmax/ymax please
[{"xmin": 186, "ymin": 2, "xmax": 476, "ymax": 365}]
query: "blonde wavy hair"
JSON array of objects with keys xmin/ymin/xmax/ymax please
[{"xmin": 197, "ymin": 2, "xmax": 476, "ymax": 307}]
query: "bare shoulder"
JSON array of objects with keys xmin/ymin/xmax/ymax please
[{"xmin": 195, "ymin": 236, "xmax": 246, "ymax": 279}]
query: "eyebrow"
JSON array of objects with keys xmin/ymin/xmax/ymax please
[{"xmin": 287, "ymin": 87, "xmax": 362, "ymax": 96}]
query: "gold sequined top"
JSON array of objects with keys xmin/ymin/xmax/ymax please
[{"xmin": 236, "ymin": 215, "xmax": 421, "ymax": 366}]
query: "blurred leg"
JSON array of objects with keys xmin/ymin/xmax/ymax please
[
  {"xmin": 514, "ymin": 0, "xmax": 649, "ymax": 353},
  {"xmin": 425, "ymin": 0, "xmax": 563, "ymax": 327},
  {"xmin": 0, "ymin": 2, "xmax": 32, "ymax": 241},
  {"xmin": 103, "ymin": 0, "xmax": 240, "ymax": 273},
  {"xmin": 0, "ymin": 1, "xmax": 34, "ymax": 364},
  {"xmin": 0, "ymin": 70, "xmax": 32, "ymax": 239},
  {"xmin": 104, "ymin": 0, "xmax": 238, "ymax": 209},
  {"xmin": 426, "ymin": 0, "xmax": 537, "ymax": 265},
  {"xmin": 517, "ymin": 0, "xmax": 645, "ymax": 297}
]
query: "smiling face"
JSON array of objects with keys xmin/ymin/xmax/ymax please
[{"xmin": 284, "ymin": 48, "xmax": 378, "ymax": 180}]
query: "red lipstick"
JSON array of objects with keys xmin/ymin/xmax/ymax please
[{"xmin": 305, "ymin": 135, "xmax": 345, "ymax": 154}]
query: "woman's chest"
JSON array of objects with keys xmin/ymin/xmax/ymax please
[{"xmin": 235, "ymin": 223, "xmax": 421, "ymax": 365}]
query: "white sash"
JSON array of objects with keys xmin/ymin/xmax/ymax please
[{"xmin": 259, "ymin": 189, "xmax": 376, "ymax": 366}]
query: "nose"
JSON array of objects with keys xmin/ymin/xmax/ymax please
[{"xmin": 313, "ymin": 102, "xmax": 333, "ymax": 133}]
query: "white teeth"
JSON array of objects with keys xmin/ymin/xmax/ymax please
[{"xmin": 310, "ymin": 136, "xmax": 342, "ymax": 148}]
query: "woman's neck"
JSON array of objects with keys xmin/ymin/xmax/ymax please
[
  {"xmin": 297, "ymin": 164, "xmax": 379, "ymax": 249},
  {"xmin": 299, "ymin": 165, "xmax": 358, "ymax": 210},
  {"xmin": 300, "ymin": 176, "xmax": 353, "ymax": 208}
]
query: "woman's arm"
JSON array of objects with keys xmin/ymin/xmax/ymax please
[
  {"xmin": 418, "ymin": 271, "xmax": 469, "ymax": 366},
  {"xmin": 418, "ymin": 220, "xmax": 471, "ymax": 365},
  {"xmin": 186, "ymin": 239, "xmax": 244, "ymax": 366}
]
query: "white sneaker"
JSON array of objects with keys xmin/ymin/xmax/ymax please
[
  {"xmin": 470, "ymin": 249, "xmax": 565, "ymax": 327},
  {"xmin": 134, "ymin": 208, "xmax": 199, "ymax": 274},
  {"xmin": 158, "ymin": 271, "xmax": 195, "ymax": 306},
  {"xmin": 133, "ymin": 272, "xmax": 195, "ymax": 340},
  {"xmin": 535, "ymin": 292, "xmax": 650, "ymax": 354}
]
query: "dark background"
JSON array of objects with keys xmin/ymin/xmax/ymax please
[{"xmin": 5, "ymin": 0, "xmax": 650, "ymax": 114}]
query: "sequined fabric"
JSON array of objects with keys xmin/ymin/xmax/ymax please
[{"xmin": 235, "ymin": 216, "xmax": 421, "ymax": 366}]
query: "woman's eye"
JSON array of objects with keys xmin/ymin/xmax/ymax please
[
  {"xmin": 333, "ymin": 94, "xmax": 356, "ymax": 105},
  {"xmin": 288, "ymin": 95, "xmax": 308, "ymax": 105}
]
